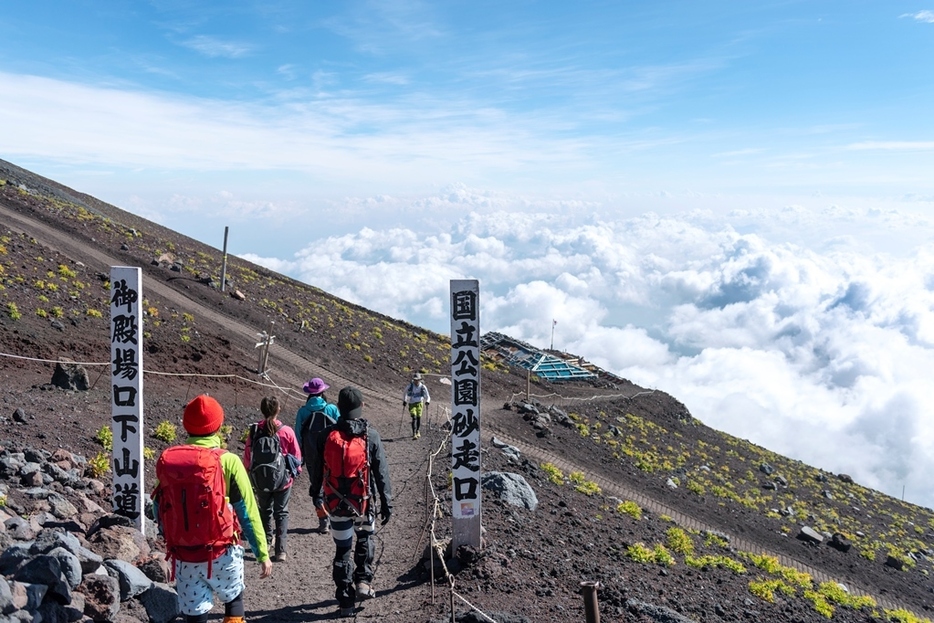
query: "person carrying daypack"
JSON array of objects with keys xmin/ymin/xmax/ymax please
[
  {"xmin": 310, "ymin": 387, "xmax": 392, "ymax": 619},
  {"xmin": 403, "ymin": 372, "xmax": 431, "ymax": 439},
  {"xmin": 243, "ymin": 396, "xmax": 301, "ymax": 562},
  {"xmin": 295, "ymin": 376, "xmax": 339, "ymax": 533},
  {"xmin": 152, "ymin": 395, "xmax": 272, "ymax": 623}
]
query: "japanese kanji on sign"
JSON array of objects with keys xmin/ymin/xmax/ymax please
[
  {"xmin": 450, "ymin": 279, "xmax": 481, "ymax": 550},
  {"xmin": 110, "ymin": 267, "xmax": 145, "ymax": 533}
]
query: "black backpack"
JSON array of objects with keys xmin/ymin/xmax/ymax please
[
  {"xmin": 249, "ymin": 423, "xmax": 289, "ymax": 493},
  {"xmin": 300, "ymin": 409, "xmax": 330, "ymax": 461}
]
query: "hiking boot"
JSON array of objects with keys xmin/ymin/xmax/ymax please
[
  {"xmin": 272, "ymin": 552, "xmax": 287, "ymax": 562},
  {"xmin": 415, "ymin": 431, "xmax": 421, "ymax": 439},
  {"xmin": 318, "ymin": 516, "xmax": 330, "ymax": 534},
  {"xmin": 355, "ymin": 582, "xmax": 376, "ymax": 600},
  {"xmin": 338, "ymin": 606, "xmax": 355, "ymax": 618}
]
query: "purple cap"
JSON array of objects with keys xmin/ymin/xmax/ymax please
[{"xmin": 303, "ymin": 377, "xmax": 330, "ymax": 395}]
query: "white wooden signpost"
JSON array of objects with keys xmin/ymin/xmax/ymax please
[
  {"xmin": 110, "ymin": 266, "xmax": 145, "ymax": 534},
  {"xmin": 450, "ymin": 279, "xmax": 482, "ymax": 550}
]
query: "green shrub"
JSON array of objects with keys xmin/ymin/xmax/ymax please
[
  {"xmin": 568, "ymin": 471, "xmax": 601, "ymax": 495},
  {"xmin": 153, "ymin": 421, "xmax": 177, "ymax": 443},
  {"xmin": 540, "ymin": 462, "xmax": 564, "ymax": 485},
  {"xmin": 95, "ymin": 426, "xmax": 113, "ymax": 451},
  {"xmin": 617, "ymin": 500, "xmax": 643, "ymax": 520},
  {"xmin": 88, "ymin": 452, "xmax": 110, "ymax": 477},
  {"xmin": 666, "ymin": 527, "xmax": 695, "ymax": 555}
]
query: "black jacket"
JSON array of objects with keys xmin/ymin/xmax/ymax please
[{"xmin": 309, "ymin": 417, "xmax": 392, "ymax": 514}]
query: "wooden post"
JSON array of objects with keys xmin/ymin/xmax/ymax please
[{"xmin": 220, "ymin": 226, "xmax": 229, "ymax": 292}]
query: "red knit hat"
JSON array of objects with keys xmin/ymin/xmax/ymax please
[{"xmin": 183, "ymin": 395, "xmax": 224, "ymax": 436}]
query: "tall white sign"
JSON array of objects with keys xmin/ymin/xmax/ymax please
[
  {"xmin": 450, "ymin": 279, "xmax": 481, "ymax": 550},
  {"xmin": 110, "ymin": 267, "xmax": 145, "ymax": 533}
]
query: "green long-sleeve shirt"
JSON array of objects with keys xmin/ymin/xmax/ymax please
[{"xmin": 152, "ymin": 433, "xmax": 270, "ymax": 563}]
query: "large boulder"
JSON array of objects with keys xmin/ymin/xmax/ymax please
[{"xmin": 481, "ymin": 472, "xmax": 538, "ymax": 511}]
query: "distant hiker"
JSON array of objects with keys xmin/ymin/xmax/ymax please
[
  {"xmin": 152, "ymin": 394, "xmax": 272, "ymax": 623},
  {"xmin": 295, "ymin": 376, "xmax": 340, "ymax": 533},
  {"xmin": 403, "ymin": 372, "xmax": 431, "ymax": 439},
  {"xmin": 309, "ymin": 386, "xmax": 392, "ymax": 619},
  {"xmin": 243, "ymin": 395, "xmax": 302, "ymax": 562}
]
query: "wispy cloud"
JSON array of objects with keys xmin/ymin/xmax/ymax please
[
  {"xmin": 363, "ymin": 72, "xmax": 410, "ymax": 85},
  {"xmin": 847, "ymin": 141, "xmax": 934, "ymax": 151},
  {"xmin": 900, "ymin": 10, "xmax": 934, "ymax": 23},
  {"xmin": 179, "ymin": 35, "xmax": 254, "ymax": 58}
]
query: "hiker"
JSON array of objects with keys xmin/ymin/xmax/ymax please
[
  {"xmin": 295, "ymin": 376, "xmax": 340, "ymax": 533},
  {"xmin": 152, "ymin": 394, "xmax": 272, "ymax": 623},
  {"xmin": 243, "ymin": 395, "xmax": 302, "ymax": 562},
  {"xmin": 402, "ymin": 372, "xmax": 431, "ymax": 439},
  {"xmin": 309, "ymin": 386, "xmax": 392, "ymax": 619}
]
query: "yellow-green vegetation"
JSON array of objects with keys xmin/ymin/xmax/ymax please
[
  {"xmin": 665, "ymin": 527, "xmax": 695, "ymax": 555},
  {"xmin": 568, "ymin": 471, "xmax": 601, "ymax": 495},
  {"xmin": 58, "ymin": 264, "xmax": 77, "ymax": 279},
  {"xmin": 741, "ymin": 553, "xmax": 812, "ymax": 588},
  {"xmin": 686, "ymin": 554, "xmax": 747, "ymax": 574},
  {"xmin": 153, "ymin": 421, "xmax": 177, "ymax": 443},
  {"xmin": 95, "ymin": 425, "xmax": 113, "ymax": 451},
  {"xmin": 6, "ymin": 302, "xmax": 20, "ymax": 320},
  {"xmin": 88, "ymin": 452, "xmax": 110, "ymax": 477},
  {"xmin": 617, "ymin": 499, "xmax": 643, "ymax": 520},
  {"xmin": 626, "ymin": 542, "xmax": 674, "ymax": 566},
  {"xmin": 885, "ymin": 545, "xmax": 917, "ymax": 571},
  {"xmin": 86, "ymin": 308, "xmax": 103, "ymax": 318},
  {"xmin": 884, "ymin": 608, "xmax": 933, "ymax": 623},
  {"xmin": 748, "ymin": 578, "xmax": 795, "ymax": 603},
  {"xmin": 218, "ymin": 424, "xmax": 233, "ymax": 447},
  {"xmin": 540, "ymin": 462, "xmax": 564, "ymax": 485},
  {"xmin": 143, "ymin": 447, "xmax": 155, "ymax": 460},
  {"xmin": 704, "ymin": 532, "xmax": 730, "ymax": 548}
]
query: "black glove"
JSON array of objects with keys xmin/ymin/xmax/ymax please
[
  {"xmin": 403, "ymin": 401, "xmax": 407, "ymax": 408},
  {"xmin": 380, "ymin": 505, "xmax": 392, "ymax": 525},
  {"xmin": 312, "ymin": 494, "xmax": 323, "ymax": 508}
]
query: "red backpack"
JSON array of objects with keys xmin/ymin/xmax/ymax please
[
  {"xmin": 154, "ymin": 445, "xmax": 238, "ymax": 576},
  {"xmin": 322, "ymin": 426, "xmax": 370, "ymax": 517}
]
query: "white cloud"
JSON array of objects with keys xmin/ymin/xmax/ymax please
[
  {"xmin": 244, "ymin": 201, "xmax": 934, "ymax": 508},
  {"xmin": 901, "ymin": 10, "xmax": 934, "ymax": 23},
  {"xmin": 179, "ymin": 35, "xmax": 254, "ymax": 58},
  {"xmin": 847, "ymin": 141, "xmax": 934, "ymax": 151}
]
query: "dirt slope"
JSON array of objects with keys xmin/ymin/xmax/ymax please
[{"xmin": 0, "ymin": 160, "xmax": 932, "ymax": 623}]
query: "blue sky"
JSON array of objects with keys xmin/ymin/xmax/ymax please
[{"xmin": 2, "ymin": 1, "xmax": 934, "ymax": 507}]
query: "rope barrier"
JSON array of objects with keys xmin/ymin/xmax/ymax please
[
  {"xmin": 420, "ymin": 432, "xmax": 502, "ymax": 623},
  {"xmin": 0, "ymin": 349, "xmax": 312, "ymax": 394}
]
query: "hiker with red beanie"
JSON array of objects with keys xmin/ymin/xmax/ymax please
[
  {"xmin": 152, "ymin": 394, "xmax": 272, "ymax": 623},
  {"xmin": 309, "ymin": 386, "xmax": 392, "ymax": 618}
]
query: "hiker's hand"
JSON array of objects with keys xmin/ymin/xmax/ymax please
[
  {"xmin": 313, "ymin": 496, "xmax": 323, "ymax": 509},
  {"xmin": 402, "ymin": 401, "xmax": 407, "ymax": 408},
  {"xmin": 260, "ymin": 560, "xmax": 273, "ymax": 579},
  {"xmin": 380, "ymin": 506, "xmax": 392, "ymax": 525}
]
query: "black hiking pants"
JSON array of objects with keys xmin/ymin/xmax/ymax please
[
  {"xmin": 256, "ymin": 485, "xmax": 292, "ymax": 556},
  {"xmin": 330, "ymin": 513, "xmax": 376, "ymax": 608}
]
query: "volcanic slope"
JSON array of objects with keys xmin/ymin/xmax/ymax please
[{"xmin": 0, "ymin": 159, "xmax": 932, "ymax": 622}]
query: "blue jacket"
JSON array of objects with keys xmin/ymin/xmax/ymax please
[{"xmin": 295, "ymin": 396, "xmax": 340, "ymax": 448}]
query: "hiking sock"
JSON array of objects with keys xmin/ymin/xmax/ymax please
[{"xmin": 224, "ymin": 591, "xmax": 245, "ymax": 618}]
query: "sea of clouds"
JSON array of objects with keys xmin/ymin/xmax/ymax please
[{"xmin": 242, "ymin": 193, "xmax": 934, "ymax": 509}]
